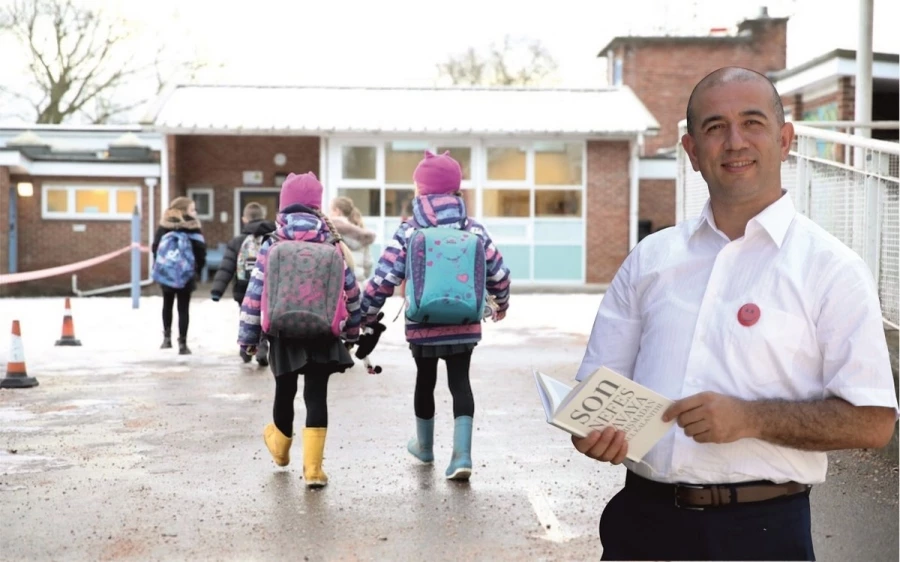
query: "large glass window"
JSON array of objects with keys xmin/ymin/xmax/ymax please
[
  {"xmin": 342, "ymin": 146, "xmax": 377, "ymax": 180},
  {"xmin": 535, "ymin": 189, "xmax": 582, "ymax": 217},
  {"xmin": 338, "ymin": 188, "xmax": 380, "ymax": 216},
  {"xmin": 535, "ymin": 142, "xmax": 583, "ymax": 185},
  {"xmin": 385, "ymin": 188, "xmax": 415, "ymax": 217},
  {"xmin": 386, "ymin": 141, "xmax": 428, "ymax": 184},
  {"xmin": 43, "ymin": 184, "xmax": 140, "ymax": 220},
  {"xmin": 483, "ymin": 189, "xmax": 529, "ymax": 217},
  {"xmin": 487, "ymin": 146, "xmax": 527, "ymax": 181}
]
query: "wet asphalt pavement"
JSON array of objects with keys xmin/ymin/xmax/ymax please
[{"xmin": 0, "ymin": 297, "xmax": 897, "ymax": 561}]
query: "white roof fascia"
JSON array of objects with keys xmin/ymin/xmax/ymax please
[{"xmin": 25, "ymin": 161, "xmax": 162, "ymax": 178}]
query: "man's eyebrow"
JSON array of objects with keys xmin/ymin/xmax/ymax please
[{"xmin": 700, "ymin": 109, "xmax": 769, "ymax": 130}]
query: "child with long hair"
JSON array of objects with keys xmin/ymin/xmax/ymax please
[
  {"xmin": 360, "ymin": 151, "xmax": 511, "ymax": 481},
  {"xmin": 151, "ymin": 196, "xmax": 206, "ymax": 355},
  {"xmin": 329, "ymin": 196, "xmax": 376, "ymax": 284},
  {"xmin": 238, "ymin": 172, "xmax": 361, "ymax": 489}
]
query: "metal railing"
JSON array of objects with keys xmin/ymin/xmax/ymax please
[{"xmin": 676, "ymin": 121, "xmax": 900, "ymax": 328}]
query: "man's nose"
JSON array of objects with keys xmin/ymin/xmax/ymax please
[{"xmin": 724, "ymin": 125, "xmax": 750, "ymax": 150}]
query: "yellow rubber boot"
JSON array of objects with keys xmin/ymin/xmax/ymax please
[
  {"xmin": 303, "ymin": 427, "xmax": 328, "ymax": 489},
  {"xmin": 263, "ymin": 423, "xmax": 292, "ymax": 467}
]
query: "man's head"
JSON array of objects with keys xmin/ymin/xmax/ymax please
[
  {"xmin": 242, "ymin": 202, "xmax": 266, "ymax": 224},
  {"xmin": 681, "ymin": 67, "xmax": 793, "ymax": 208}
]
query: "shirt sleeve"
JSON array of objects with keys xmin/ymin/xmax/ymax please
[
  {"xmin": 575, "ymin": 248, "xmax": 643, "ymax": 382},
  {"xmin": 818, "ymin": 257, "xmax": 899, "ymax": 413}
]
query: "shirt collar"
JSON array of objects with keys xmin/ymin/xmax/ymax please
[{"xmin": 690, "ymin": 191, "xmax": 796, "ymax": 248}]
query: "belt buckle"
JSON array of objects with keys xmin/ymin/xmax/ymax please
[{"xmin": 674, "ymin": 483, "xmax": 707, "ymax": 511}]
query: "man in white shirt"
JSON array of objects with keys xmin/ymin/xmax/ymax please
[{"xmin": 572, "ymin": 66, "xmax": 898, "ymax": 561}]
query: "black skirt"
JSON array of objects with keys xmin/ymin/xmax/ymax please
[
  {"xmin": 409, "ymin": 342, "xmax": 477, "ymax": 359},
  {"xmin": 267, "ymin": 335, "xmax": 355, "ymax": 377}
]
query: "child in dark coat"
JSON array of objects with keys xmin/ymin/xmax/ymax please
[{"xmin": 211, "ymin": 202, "xmax": 277, "ymax": 365}]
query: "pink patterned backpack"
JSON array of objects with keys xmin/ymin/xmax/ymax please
[{"xmin": 260, "ymin": 239, "xmax": 348, "ymax": 339}]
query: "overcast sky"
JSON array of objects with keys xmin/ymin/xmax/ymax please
[{"xmin": 0, "ymin": 0, "xmax": 897, "ymax": 123}]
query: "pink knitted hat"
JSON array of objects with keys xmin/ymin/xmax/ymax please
[
  {"xmin": 413, "ymin": 151, "xmax": 462, "ymax": 195},
  {"xmin": 279, "ymin": 172, "xmax": 323, "ymax": 210}
]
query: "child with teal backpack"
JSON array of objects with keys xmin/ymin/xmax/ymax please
[{"xmin": 360, "ymin": 151, "xmax": 511, "ymax": 481}]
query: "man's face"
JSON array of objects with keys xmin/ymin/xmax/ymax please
[{"xmin": 681, "ymin": 80, "xmax": 793, "ymax": 207}]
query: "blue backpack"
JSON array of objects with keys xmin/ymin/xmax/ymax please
[
  {"xmin": 405, "ymin": 225, "xmax": 486, "ymax": 325},
  {"xmin": 152, "ymin": 231, "xmax": 201, "ymax": 289}
]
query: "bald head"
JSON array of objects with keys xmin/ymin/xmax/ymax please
[{"xmin": 686, "ymin": 67, "xmax": 784, "ymax": 135}]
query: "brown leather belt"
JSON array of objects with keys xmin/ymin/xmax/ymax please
[{"xmin": 626, "ymin": 471, "xmax": 812, "ymax": 510}]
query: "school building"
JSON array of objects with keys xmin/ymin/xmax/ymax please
[{"xmin": 2, "ymin": 8, "xmax": 896, "ymax": 296}]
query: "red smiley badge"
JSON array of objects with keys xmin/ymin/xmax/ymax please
[{"xmin": 737, "ymin": 303, "xmax": 761, "ymax": 327}]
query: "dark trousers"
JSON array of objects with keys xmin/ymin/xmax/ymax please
[
  {"xmin": 413, "ymin": 352, "xmax": 474, "ymax": 419},
  {"xmin": 272, "ymin": 368, "xmax": 331, "ymax": 435},
  {"xmin": 599, "ymin": 471, "xmax": 815, "ymax": 561},
  {"xmin": 161, "ymin": 287, "xmax": 191, "ymax": 339}
]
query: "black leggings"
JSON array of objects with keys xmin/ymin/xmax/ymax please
[
  {"xmin": 162, "ymin": 288, "xmax": 191, "ymax": 339},
  {"xmin": 414, "ymin": 352, "xmax": 474, "ymax": 420},
  {"xmin": 273, "ymin": 369, "xmax": 331, "ymax": 435}
]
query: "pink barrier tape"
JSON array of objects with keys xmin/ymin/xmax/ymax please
[{"xmin": 0, "ymin": 243, "xmax": 150, "ymax": 285}]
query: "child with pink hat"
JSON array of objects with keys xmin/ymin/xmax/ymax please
[
  {"xmin": 361, "ymin": 151, "xmax": 512, "ymax": 481},
  {"xmin": 239, "ymin": 172, "xmax": 361, "ymax": 489}
]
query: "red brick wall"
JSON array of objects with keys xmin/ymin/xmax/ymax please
[
  {"xmin": 1, "ymin": 177, "xmax": 152, "ymax": 296},
  {"xmin": 172, "ymin": 135, "xmax": 320, "ymax": 250},
  {"xmin": 0, "ymin": 167, "xmax": 9, "ymax": 276},
  {"xmin": 586, "ymin": 141, "xmax": 631, "ymax": 283},
  {"xmin": 620, "ymin": 20, "xmax": 787, "ymax": 156},
  {"xmin": 639, "ymin": 179, "xmax": 676, "ymax": 231}
]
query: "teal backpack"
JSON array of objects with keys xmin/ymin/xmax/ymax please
[{"xmin": 404, "ymin": 224, "xmax": 486, "ymax": 325}]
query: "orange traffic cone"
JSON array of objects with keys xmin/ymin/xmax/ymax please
[
  {"xmin": 55, "ymin": 297, "xmax": 82, "ymax": 346},
  {"xmin": 1, "ymin": 320, "xmax": 39, "ymax": 389}
]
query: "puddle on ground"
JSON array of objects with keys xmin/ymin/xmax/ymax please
[{"xmin": 0, "ymin": 451, "xmax": 71, "ymax": 475}]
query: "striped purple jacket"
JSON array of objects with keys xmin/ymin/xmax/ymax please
[
  {"xmin": 361, "ymin": 194, "xmax": 511, "ymax": 346},
  {"xmin": 238, "ymin": 211, "xmax": 361, "ymax": 346}
]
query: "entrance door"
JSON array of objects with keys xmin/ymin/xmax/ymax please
[{"xmin": 234, "ymin": 188, "xmax": 281, "ymax": 236}]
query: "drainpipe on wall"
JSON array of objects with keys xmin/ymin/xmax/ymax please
[
  {"xmin": 8, "ymin": 185, "xmax": 17, "ymax": 274},
  {"xmin": 628, "ymin": 133, "xmax": 643, "ymax": 250},
  {"xmin": 145, "ymin": 177, "xmax": 157, "ymax": 271},
  {"xmin": 160, "ymin": 134, "xmax": 171, "ymax": 210},
  {"xmin": 853, "ymin": 0, "xmax": 874, "ymax": 168}
]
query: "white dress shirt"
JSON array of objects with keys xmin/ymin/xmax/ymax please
[{"xmin": 576, "ymin": 192, "xmax": 898, "ymax": 485}]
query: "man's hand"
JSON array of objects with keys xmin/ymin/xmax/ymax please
[
  {"xmin": 663, "ymin": 392, "xmax": 752, "ymax": 444},
  {"xmin": 572, "ymin": 427, "xmax": 629, "ymax": 465}
]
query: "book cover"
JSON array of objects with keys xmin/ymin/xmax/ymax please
[{"xmin": 533, "ymin": 367, "xmax": 675, "ymax": 462}]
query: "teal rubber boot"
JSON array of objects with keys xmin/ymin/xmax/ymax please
[
  {"xmin": 445, "ymin": 415, "xmax": 473, "ymax": 480},
  {"xmin": 407, "ymin": 417, "xmax": 435, "ymax": 463}
]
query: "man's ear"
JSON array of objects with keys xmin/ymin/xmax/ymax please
[
  {"xmin": 681, "ymin": 133, "xmax": 701, "ymax": 172},
  {"xmin": 779, "ymin": 122, "xmax": 795, "ymax": 162}
]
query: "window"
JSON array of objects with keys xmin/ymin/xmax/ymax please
[
  {"xmin": 386, "ymin": 141, "xmax": 428, "ymax": 184},
  {"xmin": 483, "ymin": 189, "xmax": 530, "ymax": 217},
  {"xmin": 338, "ymin": 188, "xmax": 381, "ymax": 216},
  {"xmin": 487, "ymin": 146, "xmax": 527, "ymax": 181},
  {"xmin": 42, "ymin": 184, "xmax": 141, "ymax": 220},
  {"xmin": 187, "ymin": 188, "xmax": 214, "ymax": 221},
  {"xmin": 535, "ymin": 189, "xmax": 582, "ymax": 217},
  {"xmin": 385, "ymin": 188, "xmax": 415, "ymax": 217},
  {"xmin": 535, "ymin": 142, "xmax": 583, "ymax": 185},
  {"xmin": 342, "ymin": 146, "xmax": 377, "ymax": 180}
]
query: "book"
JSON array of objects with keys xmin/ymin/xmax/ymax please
[{"xmin": 533, "ymin": 366, "xmax": 676, "ymax": 462}]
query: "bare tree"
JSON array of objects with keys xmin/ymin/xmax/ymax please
[
  {"xmin": 0, "ymin": 0, "xmax": 206, "ymax": 124},
  {"xmin": 437, "ymin": 36, "xmax": 558, "ymax": 86}
]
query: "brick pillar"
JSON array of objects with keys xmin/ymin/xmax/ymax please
[
  {"xmin": 586, "ymin": 141, "xmax": 631, "ymax": 283},
  {"xmin": 793, "ymin": 94, "xmax": 804, "ymax": 121}
]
